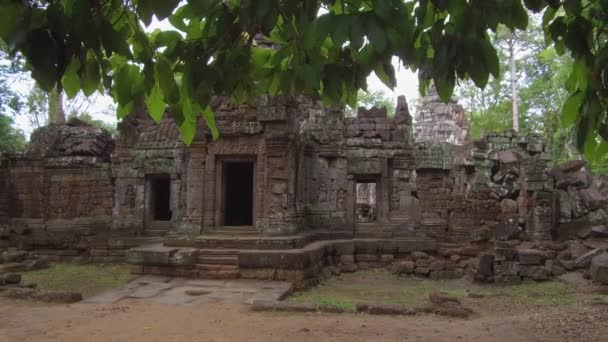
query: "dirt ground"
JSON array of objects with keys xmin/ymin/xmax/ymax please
[
  {"xmin": 0, "ymin": 294, "xmax": 606, "ymax": 342},
  {"xmin": 2, "ymin": 267, "xmax": 608, "ymax": 342}
]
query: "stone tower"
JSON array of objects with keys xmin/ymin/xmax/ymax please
[{"xmin": 414, "ymin": 86, "xmax": 470, "ymax": 145}]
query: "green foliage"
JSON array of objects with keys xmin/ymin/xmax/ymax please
[
  {"xmin": 0, "ymin": 114, "xmax": 25, "ymax": 152},
  {"xmin": 67, "ymin": 111, "xmax": 117, "ymax": 136},
  {"xmin": 346, "ymin": 89, "xmax": 395, "ymax": 117},
  {"xmin": 0, "ymin": 0, "xmax": 605, "ymax": 162}
]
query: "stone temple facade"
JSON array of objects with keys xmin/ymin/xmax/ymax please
[{"xmin": 1, "ymin": 93, "xmax": 608, "ymax": 287}]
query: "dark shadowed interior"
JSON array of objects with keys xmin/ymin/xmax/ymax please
[
  {"xmin": 151, "ymin": 177, "xmax": 172, "ymax": 221},
  {"xmin": 223, "ymin": 162, "xmax": 254, "ymax": 226}
]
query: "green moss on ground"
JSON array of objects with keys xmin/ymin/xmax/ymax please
[
  {"xmin": 20, "ymin": 263, "xmax": 134, "ymax": 298},
  {"xmin": 288, "ymin": 269, "xmax": 580, "ymax": 309}
]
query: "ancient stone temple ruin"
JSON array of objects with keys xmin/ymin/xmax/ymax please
[{"xmin": 1, "ymin": 92, "xmax": 608, "ymax": 288}]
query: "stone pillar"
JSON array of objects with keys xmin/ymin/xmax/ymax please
[{"xmin": 177, "ymin": 143, "xmax": 206, "ymax": 234}]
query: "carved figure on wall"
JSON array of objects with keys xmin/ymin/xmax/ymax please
[
  {"xmin": 336, "ymin": 188, "xmax": 346, "ymax": 210},
  {"xmin": 125, "ymin": 184, "xmax": 136, "ymax": 209},
  {"xmin": 390, "ymin": 186, "xmax": 400, "ymax": 210},
  {"xmin": 318, "ymin": 181, "xmax": 328, "ymax": 202}
]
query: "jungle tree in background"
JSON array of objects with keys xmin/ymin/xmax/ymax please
[
  {"xmin": 0, "ymin": 40, "xmax": 25, "ymax": 152},
  {"xmin": 0, "ymin": 0, "xmax": 606, "ymax": 163}
]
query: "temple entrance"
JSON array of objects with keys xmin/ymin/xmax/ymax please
[
  {"xmin": 356, "ymin": 181, "xmax": 377, "ymax": 223},
  {"xmin": 145, "ymin": 174, "xmax": 172, "ymax": 233},
  {"xmin": 221, "ymin": 161, "xmax": 254, "ymax": 226},
  {"xmin": 150, "ymin": 177, "xmax": 172, "ymax": 221}
]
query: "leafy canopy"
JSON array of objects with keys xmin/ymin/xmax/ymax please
[{"xmin": 0, "ymin": 0, "xmax": 606, "ymax": 159}]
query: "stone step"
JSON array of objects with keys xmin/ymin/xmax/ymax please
[
  {"xmin": 143, "ymin": 230, "xmax": 168, "ymax": 237},
  {"xmin": 195, "ymin": 263, "xmax": 239, "ymax": 272},
  {"xmin": 197, "ymin": 267, "xmax": 240, "ymax": 279},
  {"xmin": 197, "ymin": 248, "xmax": 239, "ymax": 255},
  {"xmin": 196, "ymin": 255, "xmax": 238, "ymax": 265}
]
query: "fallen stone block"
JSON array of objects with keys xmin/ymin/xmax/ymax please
[
  {"xmin": 0, "ymin": 288, "xmax": 82, "ymax": 303},
  {"xmin": 389, "ymin": 261, "xmax": 414, "ymax": 275},
  {"xmin": 590, "ymin": 253, "xmax": 608, "ymax": 285},
  {"xmin": 367, "ymin": 304, "xmax": 415, "ymax": 315},
  {"xmin": 429, "ymin": 291, "xmax": 461, "ymax": 305},
  {"xmin": 518, "ymin": 265, "xmax": 549, "ymax": 281},
  {"xmin": 411, "ymin": 251, "xmax": 429, "ymax": 260},
  {"xmin": 0, "ymin": 273, "xmax": 21, "ymax": 285},
  {"xmin": 518, "ymin": 249, "xmax": 545, "ymax": 265},
  {"xmin": 591, "ymin": 225, "xmax": 608, "ymax": 237},
  {"xmin": 567, "ymin": 240, "xmax": 589, "ymax": 259},
  {"xmin": 574, "ymin": 248, "xmax": 605, "ymax": 269}
]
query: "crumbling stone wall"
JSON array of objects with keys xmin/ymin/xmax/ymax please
[
  {"xmin": 5, "ymin": 122, "xmax": 117, "ymax": 258},
  {"xmin": 298, "ymin": 95, "xmax": 419, "ymax": 238}
]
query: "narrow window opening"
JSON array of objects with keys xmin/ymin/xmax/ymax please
[
  {"xmin": 223, "ymin": 161, "xmax": 254, "ymax": 226},
  {"xmin": 356, "ymin": 182, "xmax": 377, "ymax": 223}
]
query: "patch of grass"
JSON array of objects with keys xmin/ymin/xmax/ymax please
[
  {"xmin": 290, "ymin": 293, "xmax": 356, "ymax": 311},
  {"xmin": 20, "ymin": 263, "xmax": 134, "ymax": 298},
  {"xmin": 287, "ymin": 270, "xmax": 580, "ymax": 310},
  {"xmin": 494, "ymin": 281, "xmax": 577, "ymax": 306},
  {"xmin": 288, "ymin": 270, "xmax": 473, "ymax": 308}
]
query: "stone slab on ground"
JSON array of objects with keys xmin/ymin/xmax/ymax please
[{"xmin": 82, "ymin": 276, "xmax": 293, "ymax": 306}]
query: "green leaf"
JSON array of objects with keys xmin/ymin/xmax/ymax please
[
  {"xmin": 523, "ymin": 0, "xmax": 546, "ymax": 12},
  {"xmin": 511, "ymin": 2, "xmax": 529, "ymax": 30},
  {"xmin": 100, "ymin": 20, "xmax": 132, "ymax": 58},
  {"xmin": 374, "ymin": 61, "xmax": 396, "ymax": 90},
  {"xmin": 179, "ymin": 99, "xmax": 197, "ymax": 145},
  {"xmin": 82, "ymin": 52, "xmax": 100, "ymax": 96},
  {"xmin": 542, "ymin": 7, "xmax": 557, "ymax": 27},
  {"xmin": 573, "ymin": 58, "xmax": 588, "ymax": 92},
  {"xmin": 563, "ymin": 0, "xmax": 582, "ymax": 15},
  {"xmin": 138, "ymin": 0, "xmax": 180, "ymax": 21},
  {"xmin": 61, "ymin": 58, "xmax": 81, "ymax": 98},
  {"xmin": 117, "ymin": 101, "xmax": 134, "ymax": 119},
  {"xmin": 0, "ymin": 1, "xmax": 23, "ymax": 41},
  {"xmin": 481, "ymin": 39, "xmax": 500, "ymax": 78},
  {"xmin": 145, "ymin": 82, "xmax": 165, "ymax": 123},
  {"xmin": 367, "ymin": 17, "xmax": 387, "ymax": 53},
  {"xmin": 155, "ymin": 55, "xmax": 179, "ymax": 104},
  {"xmin": 331, "ymin": 15, "xmax": 350, "ymax": 46},
  {"xmin": 562, "ymin": 90, "xmax": 584, "ymax": 127},
  {"xmin": 202, "ymin": 105, "xmax": 219, "ymax": 141},
  {"xmin": 113, "ymin": 64, "xmax": 134, "ymax": 105},
  {"xmin": 434, "ymin": 72, "xmax": 455, "ymax": 103},
  {"xmin": 350, "ymin": 16, "xmax": 365, "ymax": 50}
]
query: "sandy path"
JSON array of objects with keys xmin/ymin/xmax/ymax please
[{"xmin": 1, "ymin": 299, "xmax": 606, "ymax": 342}]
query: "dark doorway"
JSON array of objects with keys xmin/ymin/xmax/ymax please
[
  {"xmin": 223, "ymin": 161, "xmax": 254, "ymax": 226},
  {"xmin": 150, "ymin": 176, "xmax": 172, "ymax": 221}
]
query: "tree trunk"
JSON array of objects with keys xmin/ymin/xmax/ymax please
[
  {"xmin": 508, "ymin": 34, "xmax": 519, "ymax": 132},
  {"xmin": 48, "ymin": 86, "xmax": 65, "ymax": 125}
]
